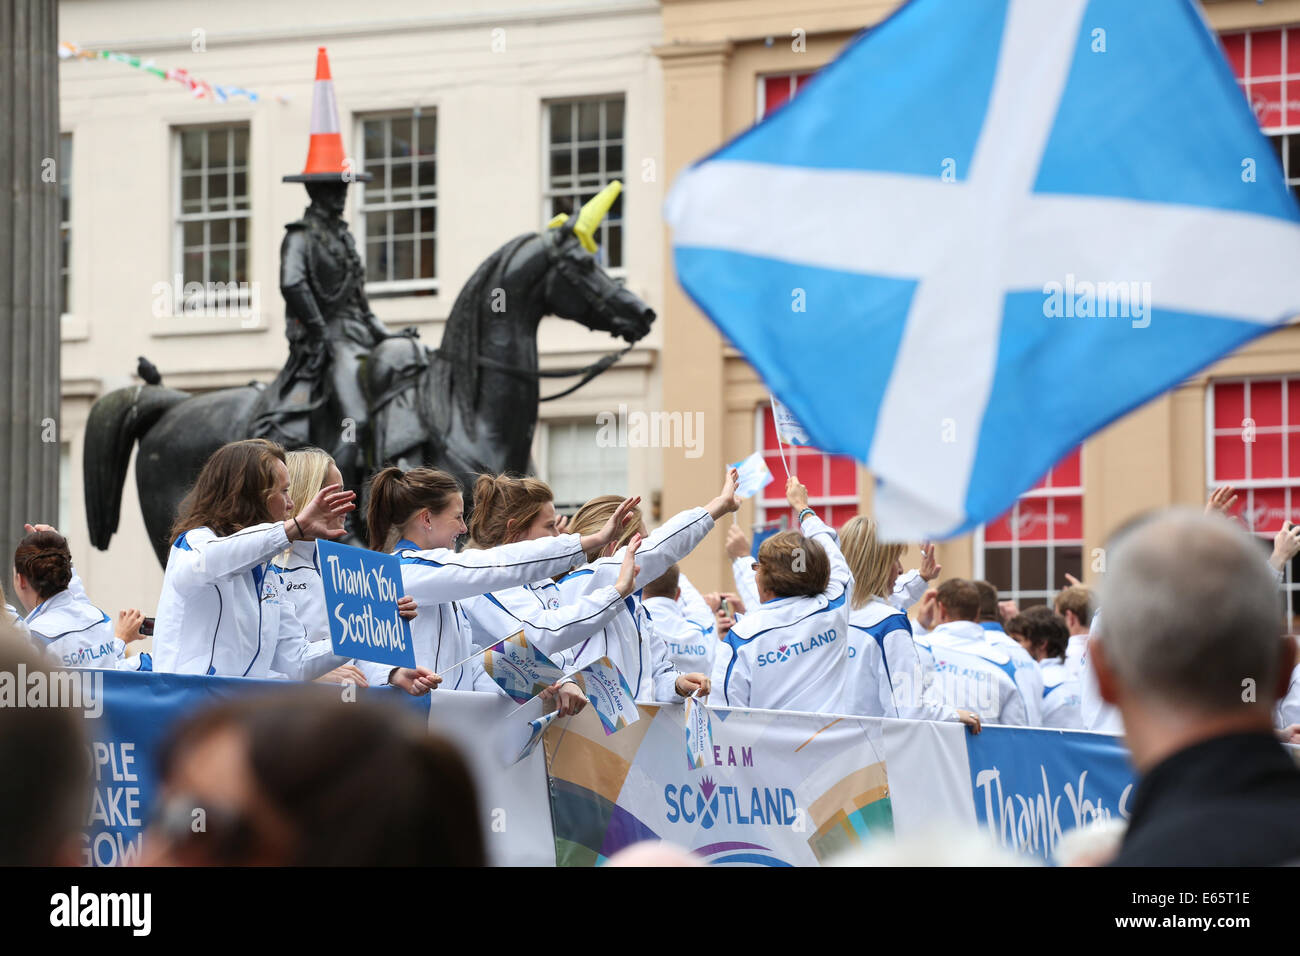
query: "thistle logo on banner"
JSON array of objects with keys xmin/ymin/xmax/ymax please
[
  {"xmin": 482, "ymin": 631, "xmax": 563, "ymax": 704},
  {"xmin": 570, "ymin": 657, "xmax": 638, "ymax": 735}
]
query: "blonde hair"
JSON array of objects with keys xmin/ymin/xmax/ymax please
[
  {"xmin": 839, "ymin": 516, "xmax": 905, "ymax": 610},
  {"xmin": 287, "ymin": 448, "xmax": 336, "ymax": 520},
  {"xmin": 567, "ymin": 494, "xmax": 643, "ymax": 563},
  {"xmin": 281, "ymin": 447, "xmax": 336, "ymax": 562},
  {"xmin": 468, "ymin": 474, "xmax": 554, "ymax": 548}
]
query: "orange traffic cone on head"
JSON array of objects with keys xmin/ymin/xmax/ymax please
[{"xmin": 283, "ymin": 47, "xmax": 370, "ymax": 183}]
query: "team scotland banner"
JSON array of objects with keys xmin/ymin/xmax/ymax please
[
  {"xmin": 666, "ymin": 0, "xmax": 1300, "ymax": 539},
  {"xmin": 544, "ymin": 704, "xmax": 896, "ymax": 866}
]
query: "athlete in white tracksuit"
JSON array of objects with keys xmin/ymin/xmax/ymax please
[
  {"xmin": 153, "ymin": 523, "xmax": 346, "ymax": 679},
  {"xmin": 1276, "ymin": 663, "xmax": 1300, "ymax": 729},
  {"xmin": 554, "ymin": 506, "xmax": 718, "ymax": 700},
  {"xmin": 643, "ymin": 595, "xmax": 715, "ymax": 676},
  {"xmin": 719, "ymin": 511, "xmax": 852, "ymax": 714},
  {"xmin": 1039, "ymin": 655, "xmax": 1082, "ymax": 729},
  {"xmin": 926, "ymin": 620, "xmax": 1028, "ymax": 726},
  {"xmin": 980, "ymin": 621, "xmax": 1044, "ymax": 725},
  {"xmin": 4, "ymin": 597, "xmax": 27, "ymax": 638},
  {"xmin": 458, "ymin": 573, "xmax": 626, "ymax": 661},
  {"xmin": 362, "ymin": 533, "xmax": 604, "ymax": 693},
  {"xmin": 675, "ymin": 571, "xmax": 716, "ymax": 633},
  {"xmin": 269, "ymin": 539, "xmax": 331, "ymax": 644},
  {"xmin": 23, "ymin": 570, "xmax": 148, "ymax": 671},
  {"xmin": 846, "ymin": 598, "xmax": 956, "ymax": 720},
  {"xmin": 1080, "ymin": 610, "xmax": 1124, "ymax": 734}
]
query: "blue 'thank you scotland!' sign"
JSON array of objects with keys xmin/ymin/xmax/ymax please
[{"xmin": 316, "ymin": 540, "xmax": 416, "ymax": 669}]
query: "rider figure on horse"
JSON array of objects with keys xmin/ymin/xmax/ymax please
[
  {"xmin": 254, "ymin": 50, "xmax": 406, "ymax": 487},
  {"xmin": 269, "ymin": 178, "xmax": 400, "ymax": 483}
]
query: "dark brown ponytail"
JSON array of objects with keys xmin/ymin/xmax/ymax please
[
  {"xmin": 366, "ymin": 466, "xmax": 462, "ymax": 552},
  {"xmin": 13, "ymin": 531, "xmax": 74, "ymax": 601}
]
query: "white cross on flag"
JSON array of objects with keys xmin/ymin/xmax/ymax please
[{"xmin": 666, "ymin": 0, "xmax": 1300, "ymax": 540}]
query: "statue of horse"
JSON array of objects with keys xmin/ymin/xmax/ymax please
[{"xmin": 84, "ymin": 185, "xmax": 654, "ymax": 565}]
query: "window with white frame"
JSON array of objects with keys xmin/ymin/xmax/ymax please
[
  {"xmin": 540, "ymin": 420, "xmax": 628, "ymax": 515},
  {"xmin": 1221, "ymin": 27, "xmax": 1300, "ymax": 202},
  {"xmin": 544, "ymin": 97, "xmax": 624, "ymax": 268},
  {"xmin": 978, "ymin": 448, "xmax": 1083, "ymax": 609},
  {"xmin": 59, "ymin": 133, "xmax": 71, "ymax": 315},
  {"xmin": 1207, "ymin": 377, "xmax": 1300, "ymax": 630},
  {"xmin": 757, "ymin": 71, "xmax": 814, "ymax": 120},
  {"xmin": 357, "ymin": 110, "xmax": 437, "ymax": 295},
  {"xmin": 175, "ymin": 124, "xmax": 251, "ymax": 311},
  {"xmin": 754, "ymin": 404, "xmax": 860, "ymax": 531}
]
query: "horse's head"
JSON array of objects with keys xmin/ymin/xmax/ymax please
[{"xmin": 541, "ymin": 181, "xmax": 655, "ymax": 344}]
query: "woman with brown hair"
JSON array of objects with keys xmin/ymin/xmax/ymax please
[
  {"xmin": 714, "ymin": 476, "xmax": 852, "ymax": 713},
  {"xmin": 458, "ymin": 473, "xmax": 642, "ymax": 715},
  {"xmin": 152, "ymin": 439, "xmax": 357, "ymax": 679},
  {"xmin": 11, "ymin": 527, "xmax": 140, "ymax": 670},
  {"xmin": 359, "ymin": 465, "xmax": 640, "ymax": 692},
  {"xmin": 550, "ymin": 468, "xmax": 741, "ymax": 701}
]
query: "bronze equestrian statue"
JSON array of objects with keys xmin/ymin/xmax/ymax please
[
  {"xmin": 254, "ymin": 175, "xmax": 407, "ymax": 486},
  {"xmin": 83, "ymin": 181, "xmax": 654, "ymax": 565}
]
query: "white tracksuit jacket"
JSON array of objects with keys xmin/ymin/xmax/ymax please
[
  {"xmin": 24, "ymin": 571, "xmax": 146, "ymax": 670},
  {"xmin": 554, "ymin": 507, "xmax": 716, "ymax": 701},
  {"xmin": 153, "ymin": 523, "xmax": 344, "ymax": 679},
  {"xmin": 718, "ymin": 513, "xmax": 852, "ymax": 714},
  {"xmin": 642, "ymin": 595, "xmax": 715, "ymax": 676},
  {"xmin": 459, "ymin": 574, "xmax": 625, "ymax": 662},
  {"xmin": 1039, "ymin": 656, "xmax": 1082, "ymax": 729},
  {"xmin": 981, "ymin": 622, "xmax": 1044, "ymax": 725},
  {"xmin": 361, "ymin": 532, "xmax": 595, "ymax": 693},
  {"xmin": 845, "ymin": 597, "xmax": 956, "ymax": 720},
  {"xmin": 926, "ymin": 620, "xmax": 1028, "ymax": 726}
]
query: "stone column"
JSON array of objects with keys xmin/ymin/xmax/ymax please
[{"xmin": 0, "ymin": 0, "xmax": 61, "ymax": 576}]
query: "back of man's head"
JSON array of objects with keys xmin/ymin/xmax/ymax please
[
  {"xmin": 642, "ymin": 564, "xmax": 680, "ymax": 602},
  {"xmin": 1054, "ymin": 585, "xmax": 1094, "ymax": 629},
  {"xmin": 936, "ymin": 579, "xmax": 980, "ymax": 623},
  {"xmin": 1098, "ymin": 509, "xmax": 1285, "ymax": 715},
  {"xmin": 973, "ymin": 580, "xmax": 1000, "ymax": 623}
]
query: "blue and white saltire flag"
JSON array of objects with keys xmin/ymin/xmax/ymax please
[{"xmin": 666, "ymin": 0, "xmax": 1300, "ymax": 540}]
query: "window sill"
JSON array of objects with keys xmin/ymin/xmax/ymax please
[
  {"xmin": 150, "ymin": 314, "xmax": 270, "ymax": 336},
  {"xmin": 60, "ymin": 313, "xmax": 88, "ymax": 342}
]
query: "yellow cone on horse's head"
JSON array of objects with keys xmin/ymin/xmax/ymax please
[{"xmin": 572, "ymin": 180, "xmax": 622, "ymax": 253}]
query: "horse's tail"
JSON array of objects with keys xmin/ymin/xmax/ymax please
[{"xmin": 84, "ymin": 384, "xmax": 190, "ymax": 550}]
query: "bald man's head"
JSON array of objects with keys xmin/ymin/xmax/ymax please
[{"xmin": 1098, "ymin": 509, "xmax": 1285, "ymax": 715}]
